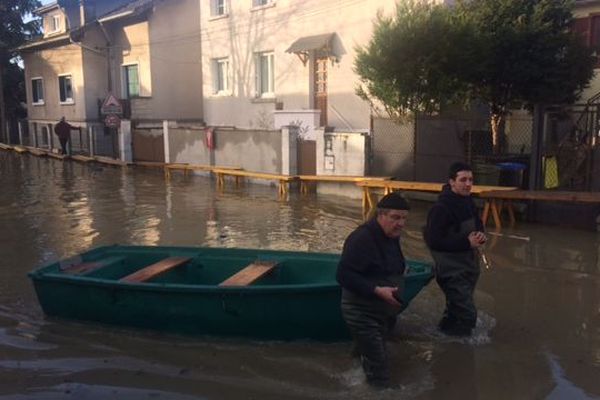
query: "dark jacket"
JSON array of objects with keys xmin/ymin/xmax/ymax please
[
  {"xmin": 424, "ymin": 184, "xmax": 483, "ymax": 252},
  {"xmin": 336, "ymin": 218, "xmax": 406, "ymax": 299},
  {"xmin": 54, "ymin": 120, "xmax": 73, "ymax": 140}
]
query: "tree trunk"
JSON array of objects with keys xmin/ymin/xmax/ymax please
[{"xmin": 490, "ymin": 113, "xmax": 502, "ymax": 155}]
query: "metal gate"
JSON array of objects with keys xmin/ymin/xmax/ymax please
[
  {"xmin": 370, "ymin": 117, "xmax": 415, "ymax": 179},
  {"xmin": 297, "ymin": 139, "xmax": 316, "ymax": 175},
  {"xmin": 543, "ymin": 102, "xmax": 599, "ymax": 191}
]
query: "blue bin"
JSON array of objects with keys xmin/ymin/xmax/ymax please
[{"xmin": 496, "ymin": 162, "xmax": 526, "ymax": 187}]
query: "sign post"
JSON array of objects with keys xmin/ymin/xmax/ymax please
[
  {"xmin": 100, "ymin": 93, "xmax": 125, "ymax": 160},
  {"xmin": 100, "ymin": 93, "xmax": 123, "ymax": 116},
  {"xmin": 104, "ymin": 114, "xmax": 121, "ymax": 128}
]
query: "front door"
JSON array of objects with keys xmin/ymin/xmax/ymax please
[{"xmin": 314, "ymin": 57, "xmax": 328, "ymax": 127}]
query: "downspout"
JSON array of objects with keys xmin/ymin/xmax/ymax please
[{"xmin": 97, "ymin": 21, "xmax": 113, "ymax": 93}]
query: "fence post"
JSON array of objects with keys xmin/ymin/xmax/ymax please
[
  {"xmin": 48, "ymin": 124, "xmax": 53, "ymax": 151},
  {"xmin": 119, "ymin": 119, "xmax": 132, "ymax": 163},
  {"xmin": 88, "ymin": 126, "xmax": 95, "ymax": 157},
  {"xmin": 281, "ymin": 126, "xmax": 298, "ymax": 175},
  {"xmin": 33, "ymin": 123, "xmax": 38, "ymax": 148},
  {"xmin": 18, "ymin": 121, "xmax": 23, "ymax": 145},
  {"xmin": 529, "ymin": 104, "xmax": 545, "ymax": 191},
  {"xmin": 163, "ymin": 120, "xmax": 170, "ymax": 163}
]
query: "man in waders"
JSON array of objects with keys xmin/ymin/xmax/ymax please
[
  {"xmin": 336, "ymin": 192, "xmax": 409, "ymax": 388},
  {"xmin": 424, "ymin": 162, "xmax": 486, "ymax": 337}
]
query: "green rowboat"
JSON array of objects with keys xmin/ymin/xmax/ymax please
[{"xmin": 28, "ymin": 245, "xmax": 433, "ymax": 341}]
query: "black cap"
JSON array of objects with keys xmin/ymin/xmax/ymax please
[{"xmin": 376, "ymin": 192, "xmax": 410, "ymax": 210}]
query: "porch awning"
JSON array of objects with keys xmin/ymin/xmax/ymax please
[{"xmin": 285, "ymin": 33, "xmax": 334, "ymax": 54}]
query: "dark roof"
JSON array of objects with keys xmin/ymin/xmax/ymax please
[
  {"xmin": 98, "ymin": 0, "xmax": 154, "ymax": 23},
  {"xmin": 17, "ymin": 0, "xmax": 154, "ymax": 52},
  {"xmin": 285, "ymin": 33, "xmax": 334, "ymax": 54},
  {"xmin": 33, "ymin": 2, "xmax": 60, "ymax": 15}
]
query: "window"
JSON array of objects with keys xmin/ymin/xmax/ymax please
[
  {"xmin": 58, "ymin": 75, "xmax": 73, "ymax": 103},
  {"xmin": 253, "ymin": 0, "xmax": 273, "ymax": 6},
  {"xmin": 48, "ymin": 15, "xmax": 61, "ymax": 33},
  {"xmin": 31, "ymin": 78, "xmax": 44, "ymax": 104},
  {"xmin": 211, "ymin": 0, "xmax": 227, "ymax": 16},
  {"xmin": 255, "ymin": 52, "xmax": 274, "ymax": 97},
  {"xmin": 212, "ymin": 58, "xmax": 229, "ymax": 94},
  {"xmin": 123, "ymin": 64, "xmax": 140, "ymax": 98}
]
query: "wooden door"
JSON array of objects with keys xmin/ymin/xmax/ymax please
[{"xmin": 297, "ymin": 139, "xmax": 316, "ymax": 175}]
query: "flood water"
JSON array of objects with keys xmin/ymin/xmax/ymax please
[{"xmin": 1, "ymin": 150, "xmax": 599, "ymax": 400}]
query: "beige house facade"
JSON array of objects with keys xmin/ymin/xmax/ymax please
[
  {"xmin": 19, "ymin": 0, "xmax": 203, "ymax": 156},
  {"xmin": 199, "ymin": 0, "xmax": 399, "ymax": 133}
]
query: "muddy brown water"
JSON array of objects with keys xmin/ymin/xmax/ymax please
[{"xmin": 0, "ymin": 151, "xmax": 599, "ymax": 399}]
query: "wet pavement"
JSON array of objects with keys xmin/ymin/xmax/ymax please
[{"xmin": 0, "ymin": 150, "xmax": 599, "ymax": 399}]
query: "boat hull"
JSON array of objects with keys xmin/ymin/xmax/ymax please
[{"xmin": 29, "ymin": 246, "xmax": 433, "ymax": 341}]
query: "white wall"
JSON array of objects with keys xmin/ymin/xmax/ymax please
[{"xmin": 200, "ymin": 0, "xmax": 397, "ymax": 131}]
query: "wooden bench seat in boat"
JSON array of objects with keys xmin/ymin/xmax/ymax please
[
  {"xmin": 61, "ymin": 256, "xmax": 126, "ymax": 275},
  {"xmin": 119, "ymin": 256, "xmax": 192, "ymax": 283},
  {"xmin": 219, "ymin": 261, "xmax": 279, "ymax": 287}
]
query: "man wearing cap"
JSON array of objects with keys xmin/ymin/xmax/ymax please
[
  {"xmin": 336, "ymin": 192, "xmax": 410, "ymax": 388},
  {"xmin": 424, "ymin": 162, "xmax": 486, "ymax": 337}
]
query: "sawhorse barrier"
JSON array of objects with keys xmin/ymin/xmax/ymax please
[
  {"xmin": 212, "ymin": 168, "xmax": 297, "ymax": 197},
  {"xmin": 356, "ymin": 179, "xmax": 518, "ymax": 228}
]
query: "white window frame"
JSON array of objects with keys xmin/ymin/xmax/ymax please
[
  {"xmin": 58, "ymin": 74, "xmax": 74, "ymax": 104},
  {"xmin": 31, "ymin": 77, "xmax": 44, "ymax": 105},
  {"xmin": 122, "ymin": 63, "xmax": 140, "ymax": 98},
  {"xmin": 255, "ymin": 52, "xmax": 274, "ymax": 98},
  {"xmin": 48, "ymin": 15, "xmax": 61, "ymax": 34},
  {"xmin": 212, "ymin": 57, "xmax": 230, "ymax": 95},
  {"xmin": 210, "ymin": 0, "xmax": 228, "ymax": 17}
]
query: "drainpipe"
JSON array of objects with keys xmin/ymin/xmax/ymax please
[{"xmin": 97, "ymin": 21, "xmax": 113, "ymax": 93}]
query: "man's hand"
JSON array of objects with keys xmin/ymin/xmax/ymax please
[
  {"xmin": 374, "ymin": 286, "xmax": 402, "ymax": 307},
  {"xmin": 468, "ymin": 231, "xmax": 487, "ymax": 248}
]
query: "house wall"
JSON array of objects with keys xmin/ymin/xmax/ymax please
[
  {"xmin": 81, "ymin": 28, "xmax": 110, "ymax": 120},
  {"xmin": 165, "ymin": 125, "xmax": 284, "ymax": 174},
  {"xmin": 200, "ymin": 0, "xmax": 396, "ymax": 131},
  {"xmin": 315, "ymin": 128, "xmax": 367, "ymax": 198},
  {"xmin": 112, "ymin": 21, "xmax": 152, "ymax": 101},
  {"xmin": 23, "ymin": 45, "xmax": 86, "ymax": 123},
  {"xmin": 42, "ymin": 8, "xmax": 67, "ymax": 37},
  {"xmin": 214, "ymin": 129, "xmax": 282, "ymax": 173},
  {"xmin": 111, "ymin": 0, "xmax": 203, "ymax": 121},
  {"xmin": 168, "ymin": 125, "xmax": 210, "ymax": 164}
]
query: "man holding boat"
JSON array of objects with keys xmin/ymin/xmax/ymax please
[
  {"xmin": 336, "ymin": 192, "xmax": 410, "ymax": 388},
  {"xmin": 424, "ymin": 162, "xmax": 486, "ymax": 337}
]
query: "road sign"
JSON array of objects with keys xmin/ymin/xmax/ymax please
[
  {"xmin": 101, "ymin": 93, "xmax": 123, "ymax": 115},
  {"xmin": 104, "ymin": 114, "xmax": 121, "ymax": 128}
]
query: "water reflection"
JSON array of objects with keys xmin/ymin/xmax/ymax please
[{"xmin": 1, "ymin": 151, "xmax": 600, "ymax": 399}]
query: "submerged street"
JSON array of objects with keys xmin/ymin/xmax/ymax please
[{"xmin": 1, "ymin": 151, "xmax": 599, "ymax": 399}]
